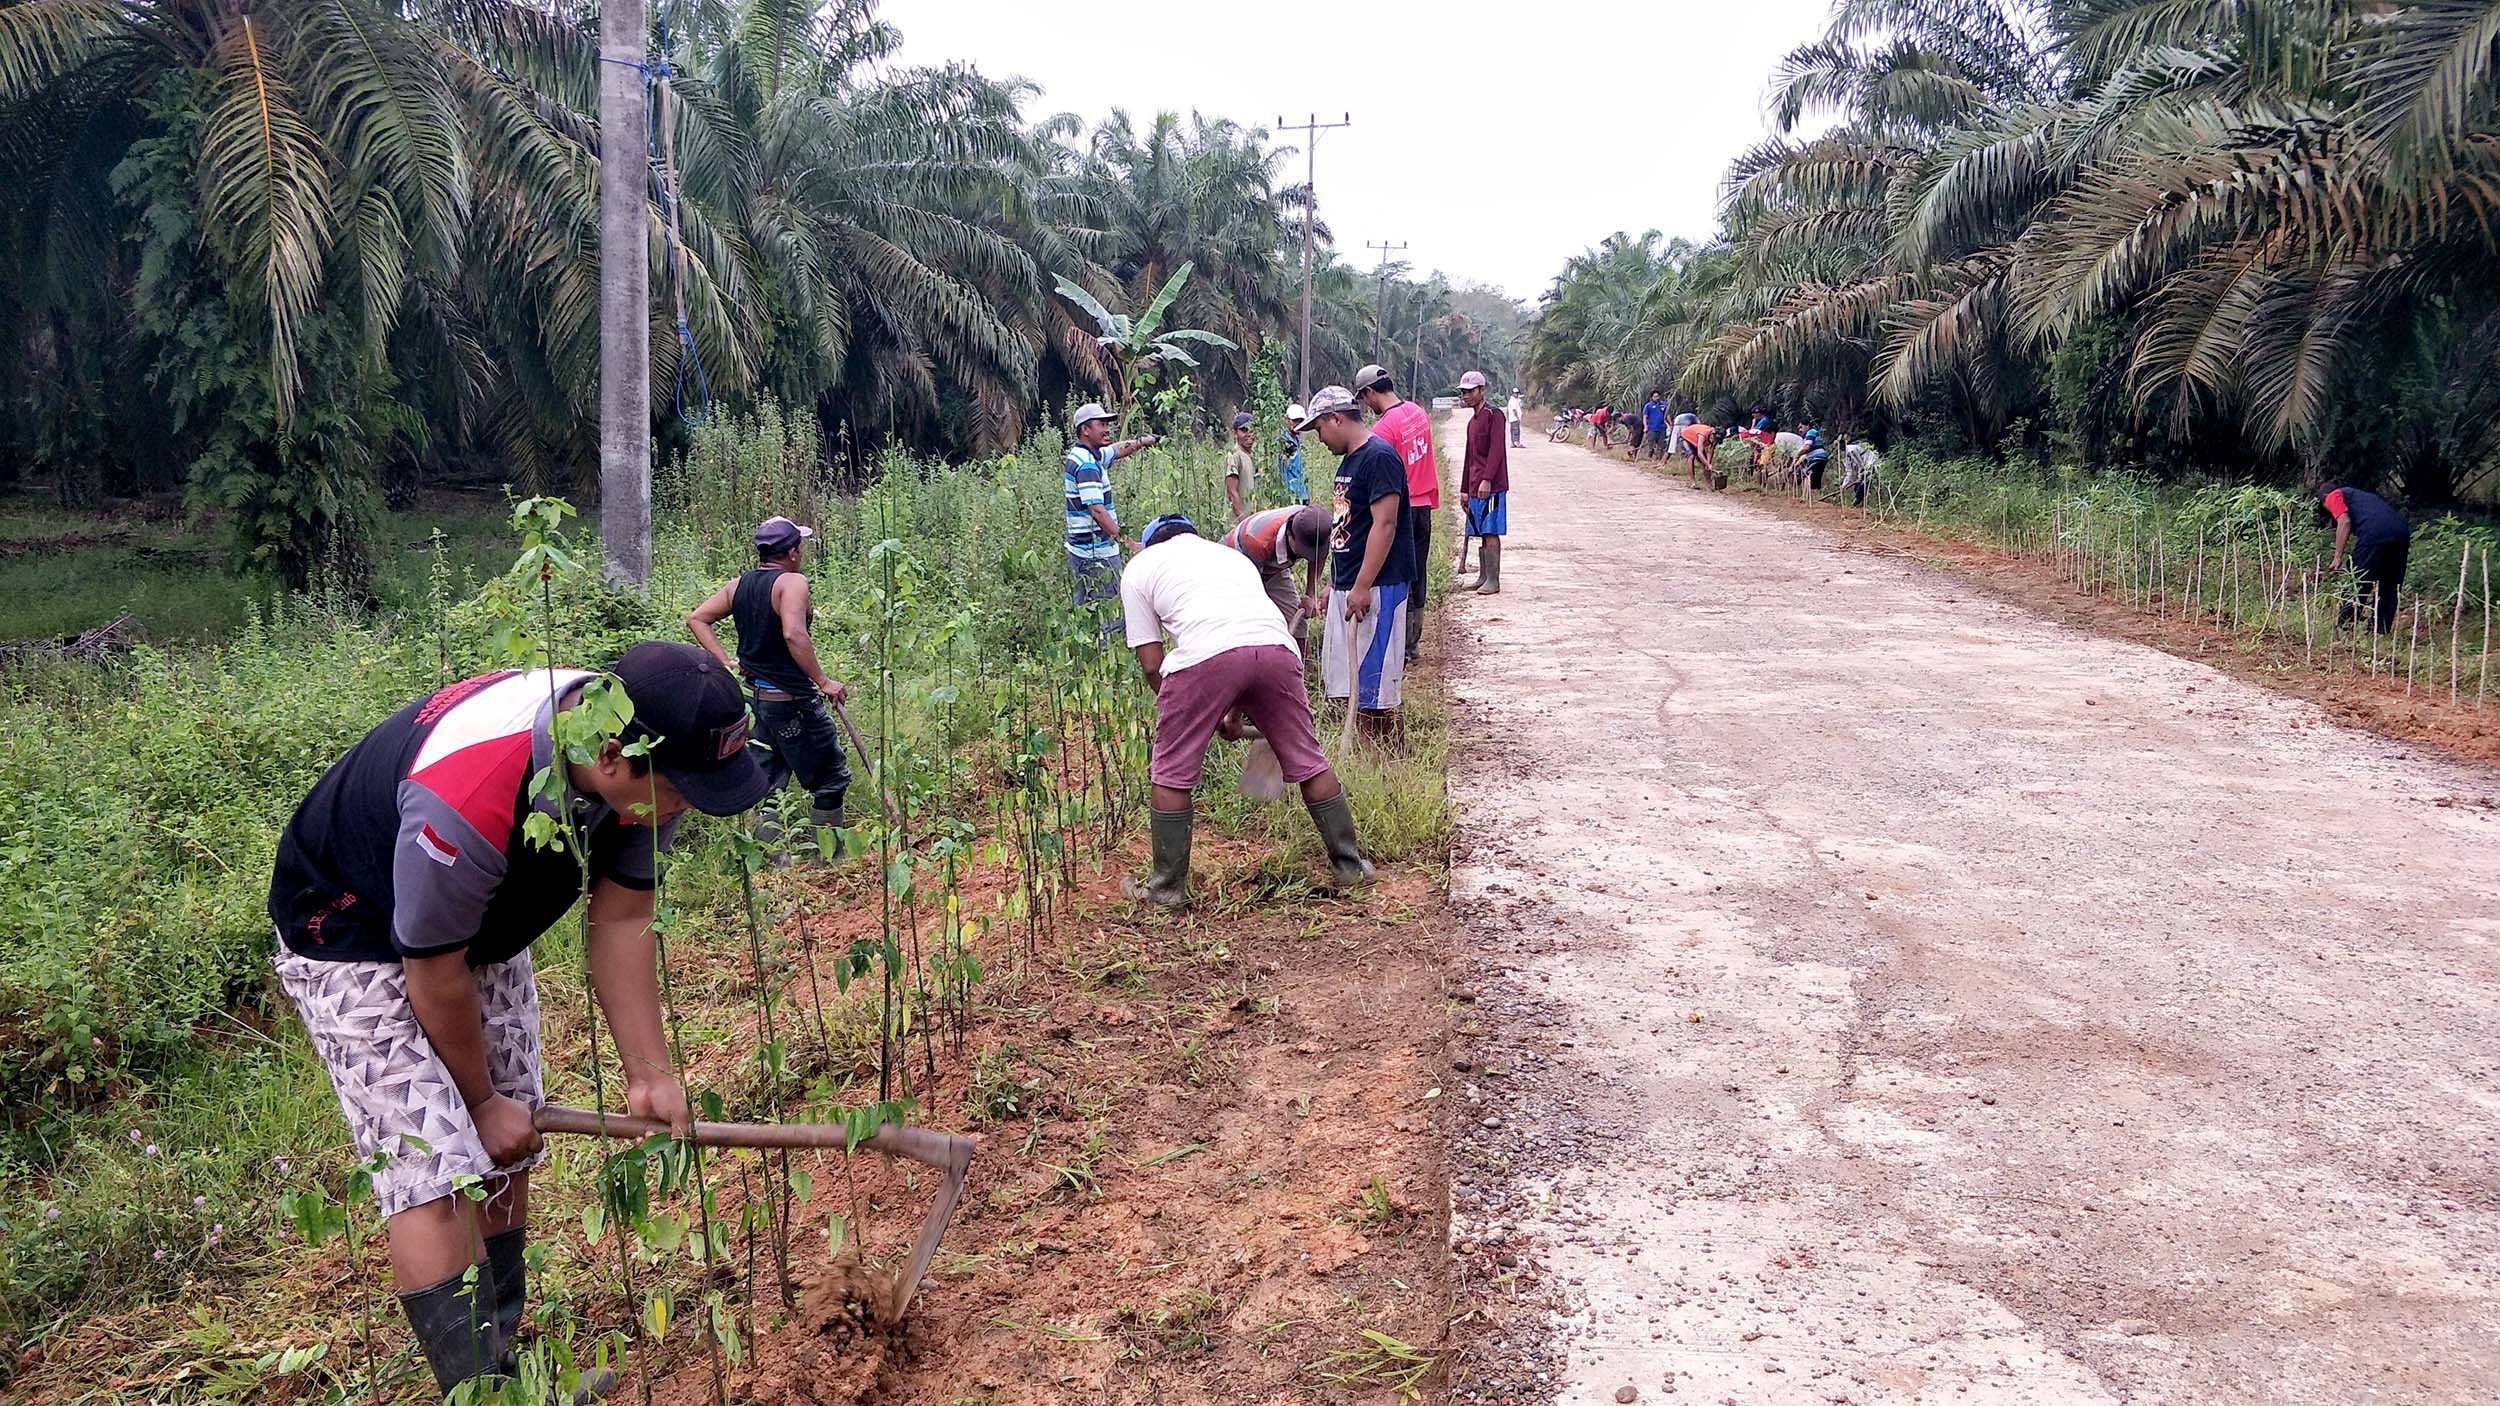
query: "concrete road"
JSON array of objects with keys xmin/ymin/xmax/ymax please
[{"xmin": 1441, "ymin": 428, "xmax": 2500, "ymax": 1404}]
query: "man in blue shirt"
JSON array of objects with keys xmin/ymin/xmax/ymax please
[
  {"xmin": 1279, "ymin": 405, "xmax": 1310, "ymax": 503},
  {"xmin": 1642, "ymin": 393, "xmax": 1668, "ymax": 459},
  {"xmin": 1064, "ymin": 401, "xmax": 1159, "ymax": 617}
]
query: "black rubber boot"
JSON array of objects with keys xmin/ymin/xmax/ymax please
[
  {"xmin": 485, "ymin": 1229, "xmax": 618, "ymax": 1402},
  {"xmin": 1306, "ymin": 791, "xmax": 1376, "ymax": 890},
  {"xmin": 1122, "ymin": 806, "xmax": 1192, "ymax": 907},
  {"xmin": 486, "ymin": 1228, "xmax": 527, "ymax": 1368},
  {"xmin": 809, "ymin": 801, "xmax": 847, "ymax": 862},
  {"xmin": 400, "ymin": 1264, "xmax": 501, "ymax": 1397},
  {"xmin": 1475, "ymin": 538, "xmax": 1502, "ymax": 594},
  {"xmin": 754, "ymin": 798, "xmax": 792, "ymax": 870}
]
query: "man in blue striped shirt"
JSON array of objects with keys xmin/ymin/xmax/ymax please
[{"xmin": 1065, "ymin": 402, "xmax": 1160, "ymax": 617}]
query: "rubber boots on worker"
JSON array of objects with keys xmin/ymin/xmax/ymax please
[
  {"xmin": 486, "ymin": 1228, "xmax": 527, "ymax": 1369},
  {"xmin": 1122, "ymin": 806, "xmax": 1192, "ymax": 907},
  {"xmin": 1475, "ymin": 538, "xmax": 1502, "ymax": 594},
  {"xmin": 810, "ymin": 801, "xmax": 847, "ymax": 862},
  {"xmin": 400, "ymin": 1264, "xmax": 501, "ymax": 1397},
  {"xmin": 1306, "ymin": 791, "xmax": 1376, "ymax": 890},
  {"xmin": 482, "ymin": 1230, "xmax": 619, "ymax": 1402},
  {"xmin": 753, "ymin": 800, "xmax": 793, "ymax": 870}
]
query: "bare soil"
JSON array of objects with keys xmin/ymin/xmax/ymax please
[
  {"xmin": 633, "ymin": 837, "xmax": 1457, "ymax": 1406},
  {"xmin": 1438, "ymin": 430, "xmax": 2500, "ymax": 1404}
]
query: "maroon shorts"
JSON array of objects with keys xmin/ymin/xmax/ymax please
[{"xmin": 1150, "ymin": 644, "xmax": 1330, "ymax": 790}]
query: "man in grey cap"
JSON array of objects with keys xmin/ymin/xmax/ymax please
[
  {"xmin": 1225, "ymin": 411, "xmax": 1258, "ymax": 520},
  {"xmin": 1302, "ymin": 386, "xmax": 1416, "ymax": 738},
  {"xmin": 1064, "ymin": 402, "xmax": 1159, "ymax": 618}
]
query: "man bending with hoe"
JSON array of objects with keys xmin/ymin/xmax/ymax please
[
  {"xmin": 1221, "ymin": 502, "xmax": 1332, "ymax": 648},
  {"xmin": 1120, "ymin": 514, "xmax": 1373, "ymax": 905},
  {"xmin": 268, "ymin": 644, "xmax": 771, "ymax": 1398},
  {"xmin": 686, "ymin": 515, "xmax": 853, "ymax": 862}
]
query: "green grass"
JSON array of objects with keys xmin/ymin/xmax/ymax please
[{"xmin": 0, "ymin": 492, "xmax": 515, "ymax": 642}]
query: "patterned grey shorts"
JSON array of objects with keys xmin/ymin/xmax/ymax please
[{"xmin": 273, "ymin": 942, "xmax": 548, "ymax": 1217}]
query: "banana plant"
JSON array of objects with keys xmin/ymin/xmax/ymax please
[{"xmin": 1053, "ymin": 262, "xmax": 1238, "ymax": 435}]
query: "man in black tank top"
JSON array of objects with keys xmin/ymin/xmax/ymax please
[{"xmin": 688, "ymin": 516, "xmax": 853, "ymax": 860}]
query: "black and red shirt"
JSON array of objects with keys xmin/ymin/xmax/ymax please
[
  {"xmin": 2324, "ymin": 486, "xmax": 2411, "ymax": 547},
  {"xmin": 269, "ymin": 670, "xmax": 675, "ymax": 965}
]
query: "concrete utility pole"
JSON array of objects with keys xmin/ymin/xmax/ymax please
[
  {"xmin": 1367, "ymin": 239, "xmax": 1406, "ymax": 369},
  {"xmin": 1278, "ymin": 113, "xmax": 1350, "ymax": 402},
  {"xmin": 598, "ymin": 0, "xmax": 652, "ymax": 587}
]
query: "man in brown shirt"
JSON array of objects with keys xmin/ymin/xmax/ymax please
[{"xmin": 1457, "ymin": 371, "xmax": 1511, "ymax": 594}]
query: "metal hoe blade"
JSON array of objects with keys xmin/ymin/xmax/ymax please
[{"xmin": 535, "ymin": 1104, "xmax": 976, "ymax": 1323}]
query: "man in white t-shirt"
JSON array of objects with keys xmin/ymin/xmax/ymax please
[
  {"xmin": 1119, "ymin": 515, "xmax": 1373, "ymax": 906},
  {"xmin": 1505, "ymin": 390, "xmax": 1525, "ymax": 447}
]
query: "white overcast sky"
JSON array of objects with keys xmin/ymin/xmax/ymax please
[{"xmin": 890, "ymin": 0, "xmax": 1835, "ymax": 304}]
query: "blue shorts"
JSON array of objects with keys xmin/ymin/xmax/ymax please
[{"xmin": 1465, "ymin": 493, "xmax": 1509, "ymax": 537}]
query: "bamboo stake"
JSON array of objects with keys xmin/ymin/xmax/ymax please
[
  {"xmin": 2454, "ymin": 547, "xmax": 2471, "ymax": 707},
  {"xmin": 2482, "ymin": 547, "xmax": 2492, "ymax": 709},
  {"xmin": 2302, "ymin": 567, "xmax": 2314, "ymax": 669},
  {"xmin": 2408, "ymin": 596, "xmax": 2421, "ymax": 697}
]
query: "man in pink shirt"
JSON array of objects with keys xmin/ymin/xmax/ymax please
[{"xmin": 1356, "ymin": 363, "xmax": 1439, "ymax": 663}]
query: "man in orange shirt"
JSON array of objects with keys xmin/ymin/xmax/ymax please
[{"xmin": 1356, "ymin": 364, "xmax": 1439, "ymax": 664}]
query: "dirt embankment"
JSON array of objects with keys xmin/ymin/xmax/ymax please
[{"xmin": 633, "ymin": 840, "xmax": 1457, "ymax": 1406}]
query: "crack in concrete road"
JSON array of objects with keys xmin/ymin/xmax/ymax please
[{"xmin": 1440, "ymin": 429, "xmax": 2500, "ymax": 1405}]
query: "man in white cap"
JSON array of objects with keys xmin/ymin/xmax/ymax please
[
  {"xmin": 686, "ymin": 516, "xmax": 853, "ymax": 861},
  {"xmin": 1457, "ymin": 373, "xmax": 1511, "ymax": 594},
  {"xmin": 1279, "ymin": 404, "xmax": 1310, "ymax": 503},
  {"xmin": 1506, "ymin": 387, "xmax": 1525, "ymax": 447},
  {"xmin": 1064, "ymin": 402, "xmax": 1159, "ymax": 617},
  {"xmin": 1225, "ymin": 411, "xmax": 1258, "ymax": 520},
  {"xmin": 1301, "ymin": 386, "xmax": 1415, "ymax": 737},
  {"xmin": 1354, "ymin": 364, "xmax": 1439, "ymax": 664}
]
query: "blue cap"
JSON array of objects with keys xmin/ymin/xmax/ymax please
[{"xmin": 1139, "ymin": 514, "xmax": 1195, "ymax": 549}]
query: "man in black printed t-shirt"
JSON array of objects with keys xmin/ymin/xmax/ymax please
[{"xmin": 266, "ymin": 641, "xmax": 769, "ymax": 1398}]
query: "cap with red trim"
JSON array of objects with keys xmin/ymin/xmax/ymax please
[{"xmin": 612, "ymin": 642, "xmax": 771, "ymax": 816}]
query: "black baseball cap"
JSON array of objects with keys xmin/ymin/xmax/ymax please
[
  {"xmin": 1232, "ymin": 412, "xmax": 1254, "ymax": 430},
  {"xmin": 612, "ymin": 642, "xmax": 772, "ymax": 816}
]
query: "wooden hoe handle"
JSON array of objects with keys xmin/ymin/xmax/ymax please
[{"xmin": 534, "ymin": 1103, "xmax": 975, "ymax": 1323}]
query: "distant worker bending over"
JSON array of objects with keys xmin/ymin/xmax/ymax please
[
  {"xmin": 1119, "ymin": 514, "xmax": 1373, "ymax": 906},
  {"xmin": 1222, "ymin": 502, "xmax": 1332, "ymax": 648},
  {"xmin": 2320, "ymin": 483, "xmax": 2412, "ymax": 636}
]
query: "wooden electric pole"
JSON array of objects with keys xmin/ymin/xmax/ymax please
[
  {"xmin": 1278, "ymin": 113, "xmax": 1350, "ymax": 402},
  {"xmin": 598, "ymin": 0, "xmax": 652, "ymax": 587}
]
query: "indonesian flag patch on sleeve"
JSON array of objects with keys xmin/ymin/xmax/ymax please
[{"xmin": 415, "ymin": 822, "xmax": 461, "ymax": 867}]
